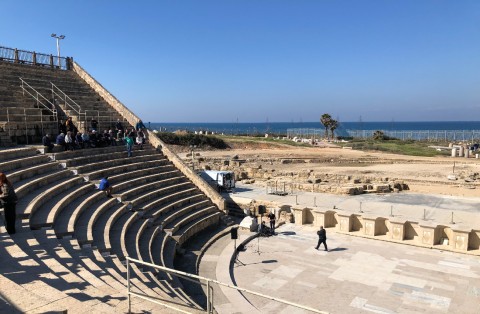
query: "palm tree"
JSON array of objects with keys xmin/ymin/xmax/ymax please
[
  {"xmin": 320, "ymin": 113, "xmax": 332, "ymax": 138},
  {"xmin": 329, "ymin": 119, "xmax": 338, "ymax": 140}
]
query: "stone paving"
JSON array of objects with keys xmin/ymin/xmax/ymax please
[{"xmin": 227, "ymin": 223, "xmax": 480, "ymax": 314}]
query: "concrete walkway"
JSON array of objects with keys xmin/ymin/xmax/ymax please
[{"xmin": 211, "ymin": 223, "xmax": 480, "ymax": 313}]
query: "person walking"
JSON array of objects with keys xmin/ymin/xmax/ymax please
[
  {"xmin": 0, "ymin": 173, "xmax": 18, "ymax": 234},
  {"xmin": 315, "ymin": 226, "xmax": 328, "ymax": 251}
]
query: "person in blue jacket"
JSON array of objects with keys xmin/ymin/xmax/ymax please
[{"xmin": 99, "ymin": 177, "xmax": 113, "ymax": 198}]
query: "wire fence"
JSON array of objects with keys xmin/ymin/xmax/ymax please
[{"xmin": 287, "ymin": 128, "xmax": 480, "ymax": 142}]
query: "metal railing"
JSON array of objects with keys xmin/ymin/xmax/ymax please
[
  {"xmin": 346, "ymin": 129, "xmax": 480, "ymax": 142},
  {"xmin": 1, "ymin": 107, "xmax": 57, "ymax": 144},
  {"xmin": 51, "ymin": 82, "xmax": 86, "ymax": 122},
  {"xmin": 126, "ymin": 256, "xmax": 326, "ymax": 314},
  {"xmin": 19, "ymin": 78, "xmax": 57, "ymax": 118},
  {"xmin": 287, "ymin": 128, "xmax": 480, "ymax": 142},
  {"xmin": 0, "ymin": 46, "xmax": 71, "ymax": 70}
]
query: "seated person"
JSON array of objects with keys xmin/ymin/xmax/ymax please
[
  {"xmin": 98, "ymin": 177, "xmax": 113, "ymax": 198},
  {"xmin": 258, "ymin": 221, "xmax": 271, "ymax": 236},
  {"xmin": 64, "ymin": 131, "xmax": 74, "ymax": 151},
  {"xmin": 136, "ymin": 134, "xmax": 144, "ymax": 149},
  {"xmin": 109, "ymin": 129, "xmax": 117, "ymax": 146},
  {"xmin": 42, "ymin": 134, "xmax": 54, "ymax": 152},
  {"xmin": 75, "ymin": 132, "xmax": 84, "ymax": 149},
  {"xmin": 56, "ymin": 132, "xmax": 65, "ymax": 148},
  {"xmin": 90, "ymin": 130, "xmax": 98, "ymax": 148},
  {"xmin": 81, "ymin": 131, "xmax": 90, "ymax": 148},
  {"xmin": 103, "ymin": 130, "xmax": 111, "ymax": 146}
]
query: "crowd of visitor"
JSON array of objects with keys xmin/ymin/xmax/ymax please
[{"xmin": 42, "ymin": 117, "xmax": 147, "ymax": 153}]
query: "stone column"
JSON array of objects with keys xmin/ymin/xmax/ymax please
[
  {"xmin": 362, "ymin": 216, "xmax": 376, "ymax": 236},
  {"xmin": 336, "ymin": 212, "xmax": 352, "ymax": 232},
  {"xmin": 451, "ymin": 228, "xmax": 471, "ymax": 252},
  {"xmin": 292, "ymin": 207, "xmax": 306, "ymax": 225},
  {"xmin": 313, "ymin": 209, "xmax": 336, "ymax": 228},
  {"xmin": 419, "ymin": 223, "xmax": 441, "ymax": 246},
  {"xmin": 389, "ymin": 219, "xmax": 405, "ymax": 241}
]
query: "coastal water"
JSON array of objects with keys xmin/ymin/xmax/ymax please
[{"xmin": 149, "ymin": 121, "xmax": 480, "ymax": 136}]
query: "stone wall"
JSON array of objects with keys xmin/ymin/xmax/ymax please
[
  {"xmin": 294, "ymin": 207, "xmax": 479, "ymax": 256},
  {"xmin": 72, "ymin": 62, "xmax": 139, "ymax": 127},
  {"xmin": 148, "ymin": 132, "xmax": 226, "ymax": 212},
  {"xmin": 73, "ymin": 61, "xmax": 226, "ymax": 212},
  {"xmin": 196, "ymin": 157, "xmax": 409, "ymax": 195}
]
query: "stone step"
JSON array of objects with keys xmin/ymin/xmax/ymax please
[
  {"xmin": 72, "ymin": 154, "xmax": 163, "ymax": 175},
  {"xmin": 0, "ymin": 146, "xmax": 38, "ymax": 161},
  {"xmin": 117, "ymin": 176, "xmax": 187, "ymax": 202},
  {"xmin": 26, "ymin": 176, "xmax": 84, "ymax": 224},
  {"xmin": 128, "ymin": 182, "xmax": 195, "ymax": 210},
  {"xmin": 58, "ymin": 148, "xmax": 156, "ymax": 167},
  {"xmin": 0, "ymin": 154, "xmax": 49, "ymax": 173}
]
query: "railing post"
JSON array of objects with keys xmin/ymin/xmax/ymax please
[
  {"xmin": 14, "ymin": 49, "xmax": 19, "ymax": 63},
  {"xmin": 24, "ymin": 108, "xmax": 28, "ymax": 144},
  {"xmin": 127, "ymin": 258, "xmax": 131, "ymax": 314},
  {"xmin": 50, "ymin": 54, "xmax": 54, "ymax": 68},
  {"xmin": 206, "ymin": 280, "xmax": 211, "ymax": 313},
  {"xmin": 32, "ymin": 51, "xmax": 37, "ymax": 65}
]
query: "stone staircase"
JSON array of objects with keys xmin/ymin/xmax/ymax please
[
  {"xmin": 0, "ymin": 61, "xmax": 127, "ymax": 146},
  {"xmin": 0, "ymin": 144, "xmax": 224, "ymax": 313}
]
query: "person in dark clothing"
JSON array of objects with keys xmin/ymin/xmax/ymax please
[
  {"xmin": 56, "ymin": 132, "xmax": 65, "ymax": 148},
  {"xmin": 115, "ymin": 119, "xmax": 124, "ymax": 133},
  {"xmin": 42, "ymin": 134, "xmax": 54, "ymax": 152},
  {"xmin": 315, "ymin": 226, "xmax": 328, "ymax": 251},
  {"xmin": 58, "ymin": 119, "xmax": 66, "ymax": 134},
  {"xmin": 268, "ymin": 211, "xmax": 276, "ymax": 234},
  {"xmin": 0, "ymin": 173, "xmax": 18, "ymax": 234},
  {"xmin": 91, "ymin": 118, "xmax": 98, "ymax": 132},
  {"xmin": 98, "ymin": 177, "xmax": 113, "ymax": 198},
  {"xmin": 135, "ymin": 119, "xmax": 146, "ymax": 132}
]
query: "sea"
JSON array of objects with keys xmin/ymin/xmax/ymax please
[{"xmin": 148, "ymin": 121, "xmax": 480, "ymax": 137}]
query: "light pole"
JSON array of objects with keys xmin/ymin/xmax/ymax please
[{"xmin": 51, "ymin": 33, "xmax": 65, "ymax": 67}]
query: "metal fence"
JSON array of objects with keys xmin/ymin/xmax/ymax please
[
  {"xmin": 126, "ymin": 256, "xmax": 326, "ymax": 313},
  {"xmin": 0, "ymin": 46, "xmax": 71, "ymax": 70},
  {"xmin": 287, "ymin": 128, "xmax": 480, "ymax": 142},
  {"xmin": 346, "ymin": 130, "xmax": 480, "ymax": 142}
]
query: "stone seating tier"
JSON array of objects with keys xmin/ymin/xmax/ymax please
[{"xmin": 0, "ymin": 62, "xmax": 132, "ymax": 146}]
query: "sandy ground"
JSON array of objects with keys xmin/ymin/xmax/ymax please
[{"xmin": 180, "ymin": 143, "xmax": 480, "ymax": 198}]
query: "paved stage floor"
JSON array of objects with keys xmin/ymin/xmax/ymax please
[{"xmin": 229, "ymin": 223, "xmax": 480, "ymax": 314}]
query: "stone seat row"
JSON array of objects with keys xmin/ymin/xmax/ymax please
[{"xmin": 0, "ymin": 144, "xmax": 221, "ymax": 312}]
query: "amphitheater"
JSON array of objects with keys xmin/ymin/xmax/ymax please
[{"xmin": 1, "ymin": 46, "xmax": 480, "ymax": 314}]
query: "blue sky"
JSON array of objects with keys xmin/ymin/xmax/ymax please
[{"xmin": 1, "ymin": 1, "xmax": 479, "ymax": 122}]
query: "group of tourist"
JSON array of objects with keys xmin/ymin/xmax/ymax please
[{"xmin": 42, "ymin": 117, "xmax": 147, "ymax": 155}]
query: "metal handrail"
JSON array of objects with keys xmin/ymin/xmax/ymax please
[
  {"xmin": 126, "ymin": 256, "xmax": 327, "ymax": 314},
  {"xmin": 51, "ymin": 82, "xmax": 82, "ymax": 114},
  {"xmin": 19, "ymin": 78, "xmax": 57, "ymax": 118},
  {"xmin": 51, "ymin": 82, "xmax": 87, "ymax": 124}
]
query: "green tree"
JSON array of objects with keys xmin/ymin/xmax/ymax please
[
  {"xmin": 320, "ymin": 113, "xmax": 332, "ymax": 138},
  {"xmin": 329, "ymin": 119, "xmax": 338, "ymax": 140}
]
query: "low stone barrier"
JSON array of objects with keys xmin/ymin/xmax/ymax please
[{"xmin": 292, "ymin": 206, "xmax": 480, "ymax": 256}]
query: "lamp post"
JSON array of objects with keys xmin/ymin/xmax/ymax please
[{"xmin": 51, "ymin": 33, "xmax": 65, "ymax": 67}]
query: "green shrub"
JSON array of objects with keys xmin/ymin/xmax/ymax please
[{"xmin": 156, "ymin": 132, "xmax": 229, "ymax": 149}]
